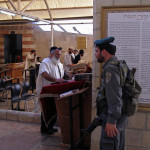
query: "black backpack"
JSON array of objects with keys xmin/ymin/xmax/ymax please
[{"xmin": 110, "ymin": 60, "xmax": 142, "ymax": 116}]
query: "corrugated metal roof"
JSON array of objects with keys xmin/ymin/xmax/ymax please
[{"xmin": 0, "ymin": 0, "xmax": 93, "ymax": 22}]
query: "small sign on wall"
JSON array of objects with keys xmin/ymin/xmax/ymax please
[{"xmin": 77, "ymin": 36, "xmax": 87, "ymax": 49}]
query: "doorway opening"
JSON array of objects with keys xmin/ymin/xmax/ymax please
[{"xmin": 4, "ymin": 33, "xmax": 22, "ymax": 63}]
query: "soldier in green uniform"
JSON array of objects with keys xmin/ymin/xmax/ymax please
[{"xmin": 94, "ymin": 37, "xmax": 128, "ymax": 150}]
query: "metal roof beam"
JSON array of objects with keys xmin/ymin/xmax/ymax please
[
  {"xmin": 18, "ymin": 0, "xmax": 21, "ymax": 11},
  {"xmin": 73, "ymin": 27, "xmax": 81, "ymax": 34},
  {"xmin": 44, "ymin": 16, "xmax": 93, "ymax": 22},
  {"xmin": 0, "ymin": 0, "xmax": 42, "ymax": 2},
  {"xmin": 25, "ymin": 6, "xmax": 93, "ymax": 12},
  {"xmin": 21, "ymin": 0, "xmax": 36, "ymax": 13},
  {"xmin": 0, "ymin": 6, "xmax": 52, "ymax": 24},
  {"xmin": 57, "ymin": 25, "xmax": 67, "ymax": 32},
  {"xmin": 0, "ymin": 1, "xmax": 9, "ymax": 3},
  {"xmin": 44, "ymin": 0, "xmax": 53, "ymax": 21},
  {"xmin": 5, "ymin": 1, "xmax": 13, "ymax": 19},
  {"xmin": 8, "ymin": 0, "xmax": 18, "ymax": 11},
  {"xmin": 43, "ymin": 0, "xmax": 54, "ymax": 48}
]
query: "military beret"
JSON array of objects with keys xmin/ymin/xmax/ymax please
[
  {"xmin": 94, "ymin": 37, "xmax": 115, "ymax": 45},
  {"xmin": 94, "ymin": 37, "xmax": 116, "ymax": 55}
]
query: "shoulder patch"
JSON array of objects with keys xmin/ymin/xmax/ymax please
[{"xmin": 105, "ymin": 72, "xmax": 111, "ymax": 83}]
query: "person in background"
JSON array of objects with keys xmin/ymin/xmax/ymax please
[
  {"xmin": 37, "ymin": 56, "xmax": 41, "ymax": 63},
  {"xmin": 74, "ymin": 49, "xmax": 84, "ymax": 64},
  {"xmin": 63, "ymin": 46, "xmax": 74, "ymax": 72},
  {"xmin": 74, "ymin": 49, "xmax": 78, "ymax": 57},
  {"xmin": 24, "ymin": 49, "xmax": 37, "ymax": 89},
  {"xmin": 94, "ymin": 37, "xmax": 128, "ymax": 150},
  {"xmin": 71, "ymin": 49, "xmax": 78, "ymax": 64},
  {"xmin": 25, "ymin": 49, "xmax": 37, "ymax": 71},
  {"xmin": 36, "ymin": 46, "xmax": 70, "ymax": 135}
]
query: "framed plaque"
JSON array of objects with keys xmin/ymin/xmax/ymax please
[{"xmin": 101, "ymin": 6, "xmax": 150, "ymax": 107}]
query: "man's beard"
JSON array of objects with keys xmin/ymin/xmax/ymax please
[
  {"xmin": 51, "ymin": 56, "xmax": 60, "ymax": 65},
  {"xmin": 98, "ymin": 54, "xmax": 105, "ymax": 63}
]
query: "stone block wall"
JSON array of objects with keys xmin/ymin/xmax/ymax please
[
  {"xmin": 0, "ymin": 24, "xmax": 93, "ymax": 66},
  {"xmin": 125, "ymin": 111, "xmax": 150, "ymax": 150},
  {"xmin": 0, "ymin": 25, "xmax": 36, "ymax": 63},
  {"xmin": 0, "ymin": 109, "xmax": 40, "ymax": 124},
  {"xmin": 34, "ymin": 27, "xmax": 93, "ymax": 67}
]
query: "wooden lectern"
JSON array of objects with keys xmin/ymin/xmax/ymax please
[{"xmin": 6, "ymin": 62, "xmax": 24, "ymax": 82}]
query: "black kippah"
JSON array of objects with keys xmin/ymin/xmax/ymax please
[{"xmin": 50, "ymin": 46, "xmax": 62, "ymax": 52}]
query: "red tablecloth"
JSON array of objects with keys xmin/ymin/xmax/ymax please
[{"xmin": 39, "ymin": 80, "xmax": 85, "ymax": 127}]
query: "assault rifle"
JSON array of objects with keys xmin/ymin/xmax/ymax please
[{"xmin": 70, "ymin": 113, "xmax": 107, "ymax": 150}]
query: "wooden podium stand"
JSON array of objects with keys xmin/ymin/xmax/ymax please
[
  {"xmin": 39, "ymin": 81, "xmax": 92, "ymax": 149},
  {"xmin": 6, "ymin": 62, "xmax": 24, "ymax": 82},
  {"xmin": 55, "ymin": 87, "xmax": 92, "ymax": 148}
]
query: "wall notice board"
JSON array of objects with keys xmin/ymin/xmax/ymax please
[{"xmin": 101, "ymin": 6, "xmax": 150, "ymax": 107}]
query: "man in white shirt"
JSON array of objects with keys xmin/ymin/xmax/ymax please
[
  {"xmin": 63, "ymin": 46, "xmax": 74, "ymax": 72},
  {"xmin": 24, "ymin": 49, "xmax": 37, "ymax": 89},
  {"xmin": 36, "ymin": 46, "xmax": 66, "ymax": 135},
  {"xmin": 25, "ymin": 49, "xmax": 37, "ymax": 71}
]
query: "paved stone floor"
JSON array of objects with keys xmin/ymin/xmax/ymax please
[
  {"xmin": 0, "ymin": 90, "xmax": 88, "ymax": 150},
  {"xmin": 0, "ymin": 119, "xmax": 71, "ymax": 150}
]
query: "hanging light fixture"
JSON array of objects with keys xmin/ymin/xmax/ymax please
[
  {"xmin": 22, "ymin": 16, "xmax": 35, "ymax": 21},
  {"xmin": 0, "ymin": 10, "xmax": 16, "ymax": 16}
]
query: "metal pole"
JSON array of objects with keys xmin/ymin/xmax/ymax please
[{"xmin": 51, "ymin": 23, "xmax": 54, "ymax": 47}]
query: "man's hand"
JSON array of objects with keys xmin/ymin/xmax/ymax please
[
  {"xmin": 56, "ymin": 78, "xmax": 65, "ymax": 83},
  {"xmin": 42, "ymin": 72, "xmax": 64, "ymax": 83},
  {"xmin": 105, "ymin": 122, "xmax": 118, "ymax": 138}
]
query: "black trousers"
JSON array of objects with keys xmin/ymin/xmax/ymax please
[
  {"xmin": 36, "ymin": 64, "xmax": 40, "ymax": 76},
  {"xmin": 29, "ymin": 66, "xmax": 36, "ymax": 89},
  {"xmin": 100, "ymin": 114, "xmax": 128, "ymax": 150}
]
